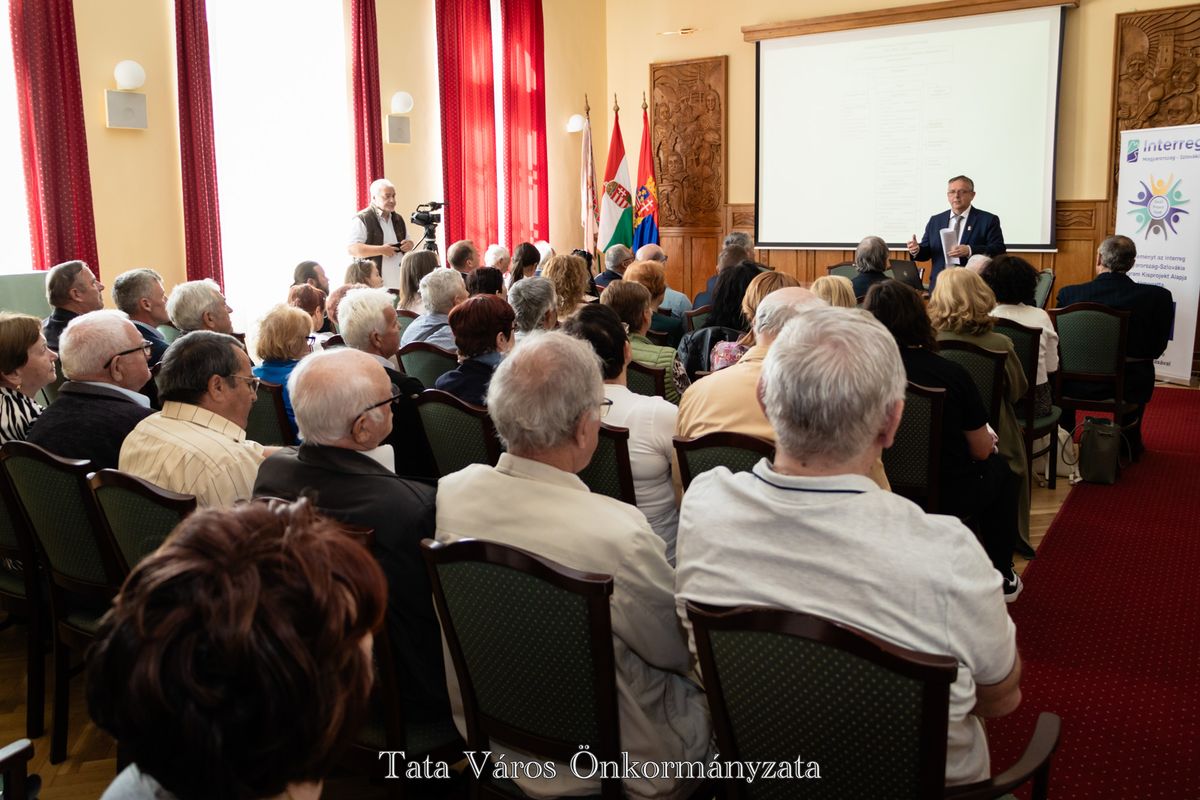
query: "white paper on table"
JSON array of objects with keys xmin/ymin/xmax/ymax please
[{"xmin": 940, "ymin": 227, "xmax": 960, "ymax": 265}]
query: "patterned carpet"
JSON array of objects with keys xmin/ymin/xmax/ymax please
[{"xmin": 985, "ymin": 387, "xmax": 1200, "ymax": 798}]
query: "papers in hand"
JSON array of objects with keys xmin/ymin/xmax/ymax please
[{"xmin": 940, "ymin": 227, "xmax": 960, "ymax": 266}]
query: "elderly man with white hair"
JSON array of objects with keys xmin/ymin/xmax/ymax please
[
  {"xmin": 25, "ymin": 310, "xmax": 154, "ymax": 468},
  {"xmin": 348, "ymin": 177, "xmax": 415, "ymax": 288},
  {"xmin": 594, "ymin": 243, "xmax": 634, "ymax": 289},
  {"xmin": 166, "ymin": 279, "xmax": 234, "ymax": 335},
  {"xmin": 399, "ymin": 268, "xmax": 468, "ymax": 351},
  {"xmin": 675, "ymin": 306, "xmax": 1022, "ymax": 787},
  {"xmin": 635, "ymin": 243, "xmax": 690, "ymax": 318},
  {"xmin": 253, "ymin": 348, "xmax": 450, "ymax": 725},
  {"xmin": 435, "ymin": 332, "xmax": 711, "ymax": 800},
  {"xmin": 506, "ymin": 275, "xmax": 557, "ymax": 341}
]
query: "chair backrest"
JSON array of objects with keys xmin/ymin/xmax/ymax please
[
  {"xmin": 687, "ymin": 602, "xmax": 956, "ymax": 800},
  {"xmin": 936, "ymin": 340, "xmax": 1007, "ymax": 429},
  {"xmin": 396, "ymin": 308, "xmax": 420, "ymax": 319},
  {"xmin": 323, "ymin": 333, "xmax": 345, "ymax": 348},
  {"xmin": 396, "ymin": 314, "xmax": 417, "ymax": 338},
  {"xmin": 881, "ymin": 382, "xmax": 946, "ymax": 513},
  {"xmin": 1033, "ymin": 270, "xmax": 1055, "ymax": 309},
  {"xmin": 685, "ymin": 304, "xmax": 712, "ymax": 333},
  {"xmin": 626, "ymin": 361, "xmax": 666, "ymax": 399},
  {"xmin": 244, "ymin": 381, "xmax": 296, "ymax": 447},
  {"xmin": 398, "ymin": 342, "xmax": 459, "ymax": 386},
  {"xmin": 1049, "ymin": 303, "xmax": 1130, "ymax": 401},
  {"xmin": 0, "ymin": 442, "xmax": 122, "ymax": 600},
  {"xmin": 157, "ymin": 324, "xmax": 182, "ymax": 344},
  {"xmin": 89, "ymin": 469, "xmax": 197, "ymax": 574},
  {"xmin": 421, "ymin": 538, "xmax": 621, "ymax": 797},
  {"xmin": 415, "ymin": 389, "xmax": 502, "ymax": 477},
  {"xmin": 673, "ymin": 432, "xmax": 776, "ymax": 490},
  {"xmin": 0, "ymin": 463, "xmax": 37, "ymax": 602},
  {"xmin": 992, "ymin": 318, "xmax": 1041, "ymax": 431},
  {"xmin": 577, "ymin": 423, "xmax": 637, "ymax": 505},
  {"xmin": 0, "ymin": 737, "xmax": 36, "ymax": 800},
  {"xmin": 645, "ymin": 329, "xmax": 670, "ymax": 347},
  {"xmin": 826, "ymin": 262, "xmax": 857, "ymax": 280}
]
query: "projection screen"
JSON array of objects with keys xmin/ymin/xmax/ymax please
[{"xmin": 755, "ymin": 6, "xmax": 1066, "ymax": 249}]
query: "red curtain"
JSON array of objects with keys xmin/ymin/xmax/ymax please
[
  {"xmin": 501, "ymin": 0, "xmax": 548, "ymax": 246},
  {"xmin": 350, "ymin": 0, "xmax": 383, "ymax": 210},
  {"xmin": 436, "ymin": 0, "xmax": 498, "ymax": 248},
  {"xmin": 10, "ymin": 0, "xmax": 99, "ymax": 273},
  {"xmin": 175, "ymin": 0, "xmax": 224, "ymax": 287}
]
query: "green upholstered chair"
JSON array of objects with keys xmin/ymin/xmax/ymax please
[
  {"xmin": 993, "ymin": 319, "xmax": 1063, "ymax": 489},
  {"xmin": 1049, "ymin": 303, "xmax": 1140, "ymax": 442},
  {"xmin": 937, "ymin": 340, "xmax": 1007, "ymax": 430},
  {"xmin": 626, "ymin": 360, "xmax": 666, "ymax": 399},
  {"xmin": 0, "ymin": 273, "xmax": 51, "ymax": 317},
  {"xmin": 399, "ymin": 342, "xmax": 458, "ymax": 386},
  {"xmin": 421, "ymin": 538, "xmax": 623, "ymax": 800},
  {"xmin": 672, "ymin": 431, "xmax": 776, "ymax": 490},
  {"xmin": 156, "ymin": 324, "xmax": 182, "ymax": 344},
  {"xmin": 0, "ymin": 442, "xmax": 123, "ymax": 764},
  {"xmin": 577, "ymin": 423, "xmax": 637, "ymax": 505},
  {"xmin": 882, "ymin": 382, "xmax": 946, "ymax": 513},
  {"xmin": 0, "ymin": 466, "xmax": 45, "ymax": 740},
  {"xmin": 686, "ymin": 602, "xmax": 1061, "ymax": 800},
  {"xmin": 89, "ymin": 469, "xmax": 196, "ymax": 574},
  {"xmin": 244, "ymin": 381, "xmax": 296, "ymax": 447},
  {"xmin": 415, "ymin": 389, "xmax": 501, "ymax": 478},
  {"xmin": 684, "ymin": 304, "xmax": 712, "ymax": 333},
  {"xmin": 0, "ymin": 738, "xmax": 38, "ymax": 800},
  {"xmin": 826, "ymin": 262, "xmax": 858, "ymax": 280},
  {"xmin": 34, "ymin": 361, "xmax": 64, "ymax": 407}
]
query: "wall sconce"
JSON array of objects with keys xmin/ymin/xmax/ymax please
[
  {"xmin": 106, "ymin": 60, "xmax": 147, "ymax": 130},
  {"xmin": 387, "ymin": 91, "xmax": 413, "ymax": 144},
  {"xmin": 566, "ymin": 114, "xmax": 585, "ymax": 133}
]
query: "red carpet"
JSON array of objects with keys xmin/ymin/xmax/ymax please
[{"xmin": 986, "ymin": 387, "xmax": 1200, "ymax": 798}]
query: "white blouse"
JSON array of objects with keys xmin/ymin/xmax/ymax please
[{"xmin": 991, "ymin": 303, "xmax": 1059, "ymax": 385}]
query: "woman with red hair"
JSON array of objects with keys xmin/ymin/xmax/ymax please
[{"xmin": 434, "ymin": 294, "xmax": 516, "ymax": 406}]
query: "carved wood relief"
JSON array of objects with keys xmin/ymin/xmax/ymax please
[{"xmin": 650, "ymin": 56, "xmax": 726, "ymax": 228}]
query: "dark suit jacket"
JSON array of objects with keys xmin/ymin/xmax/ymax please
[
  {"xmin": 24, "ymin": 382, "xmax": 154, "ymax": 469},
  {"xmin": 383, "ymin": 366, "xmax": 439, "ymax": 481},
  {"xmin": 593, "ymin": 269, "xmax": 624, "ymax": 289},
  {"xmin": 41, "ymin": 308, "xmax": 78, "ymax": 352},
  {"xmin": 433, "ymin": 356, "xmax": 495, "ymax": 407},
  {"xmin": 912, "ymin": 207, "xmax": 1006, "ymax": 288},
  {"xmin": 132, "ymin": 320, "xmax": 169, "ymax": 366},
  {"xmin": 1056, "ymin": 271, "xmax": 1175, "ymax": 404},
  {"xmin": 851, "ymin": 269, "xmax": 890, "ymax": 300},
  {"xmin": 253, "ymin": 443, "xmax": 450, "ymax": 724}
]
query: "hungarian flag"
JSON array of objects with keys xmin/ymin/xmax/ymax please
[
  {"xmin": 597, "ymin": 109, "xmax": 633, "ymax": 250},
  {"xmin": 632, "ymin": 106, "xmax": 659, "ymax": 250},
  {"xmin": 581, "ymin": 113, "xmax": 599, "ymax": 251}
]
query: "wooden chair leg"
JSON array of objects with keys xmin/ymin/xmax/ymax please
[
  {"xmin": 51, "ymin": 639, "xmax": 70, "ymax": 764},
  {"xmin": 25, "ymin": 611, "xmax": 44, "ymax": 739},
  {"xmin": 1047, "ymin": 430, "xmax": 1058, "ymax": 490}
]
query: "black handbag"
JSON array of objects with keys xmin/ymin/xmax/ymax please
[{"xmin": 1074, "ymin": 417, "xmax": 1129, "ymax": 484}]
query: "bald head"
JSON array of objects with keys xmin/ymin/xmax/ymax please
[
  {"xmin": 753, "ymin": 287, "xmax": 825, "ymax": 344},
  {"xmin": 288, "ymin": 348, "xmax": 392, "ymax": 447},
  {"xmin": 635, "ymin": 244, "xmax": 666, "ymax": 263}
]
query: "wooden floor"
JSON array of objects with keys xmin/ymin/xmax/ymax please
[{"xmin": 0, "ymin": 477, "xmax": 1074, "ymax": 799}]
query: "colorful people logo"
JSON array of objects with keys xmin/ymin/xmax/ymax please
[{"xmin": 1128, "ymin": 174, "xmax": 1189, "ymax": 239}]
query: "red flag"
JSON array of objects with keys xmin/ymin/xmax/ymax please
[{"xmin": 633, "ymin": 106, "xmax": 659, "ymax": 249}]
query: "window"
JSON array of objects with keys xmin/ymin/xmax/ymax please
[{"xmin": 0, "ymin": 8, "xmax": 34, "ymax": 275}]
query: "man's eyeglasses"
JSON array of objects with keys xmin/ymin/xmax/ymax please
[
  {"xmin": 947, "ymin": 190, "xmax": 974, "ymax": 196},
  {"xmin": 599, "ymin": 398, "xmax": 613, "ymax": 419},
  {"xmin": 359, "ymin": 384, "xmax": 403, "ymax": 417},
  {"xmin": 226, "ymin": 374, "xmax": 261, "ymax": 393},
  {"xmin": 105, "ymin": 341, "xmax": 153, "ymax": 369}
]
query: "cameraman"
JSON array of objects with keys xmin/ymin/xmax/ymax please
[{"xmin": 347, "ymin": 178, "xmax": 415, "ymax": 288}]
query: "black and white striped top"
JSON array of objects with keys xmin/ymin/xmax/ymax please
[{"xmin": 0, "ymin": 386, "xmax": 42, "ymax": 444}]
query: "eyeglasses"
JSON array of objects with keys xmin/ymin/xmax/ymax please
[
  {"xmin": 359, "ymin": 384, "xmax": 402, "ymax": 416},
  {"xmin": 105, "ymin": 341, "xmax": 153, "ymax": 368},
  {"xmin": 226, "ymin": 374, "xmax": 261, "ymax": 393},
  {"xmin": 599, "ymin": 398, "xmax": 613, "ymax": 419},
  {"xmin": 947, "ymin": 189, "xmax": 974, "ymax": 196}
]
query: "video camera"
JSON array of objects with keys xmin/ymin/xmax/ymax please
[{"xmin": 410, "ymin": 202, "xmax": 444, "ymax": 252}]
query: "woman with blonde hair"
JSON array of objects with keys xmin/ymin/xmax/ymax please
[
  {"xmin": 253, "ymin": 304, "xmax": 313, "ymax": 438},
  {"xmin": 709, "ymin": 270, "xmax": 800, "ymax": 370},
  {"xmin": 0, "ymin": 313, "xmax": 58, "ymax": 443},
  {"xmin": 928, "ymin": 267, "xmax": 1032, "ymax": 558},
  {"xmin": 542, "ymin": 253, "xmax": 591, "ymax": 318},
  {"xmin": 811, "ymin": 275, "xmax": 857, "ymax": 308},
  {"xmin": 397, "ymin": 250, "xmax": 440, "ymax": 313}
]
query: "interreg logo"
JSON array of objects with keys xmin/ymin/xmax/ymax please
[
  {"xmin": 1127, "ymin": 140, "xmax": 1140, "ymax": 163},
  {"xmin": 1128, "ymin": 174, "xmax": 1190, "ymax": 239}
]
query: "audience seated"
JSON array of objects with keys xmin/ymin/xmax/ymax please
[
  {"xmin": 1056, "ymin": 234, "xmax": 1174, "ymax": 458},
  {"xmin": 982, "ymin": 254, "xmax": 1059, "ymax": 417},
  {"xmin": 447, "ymin": 239, "xmax": 479, "ymax": 279},
  {"xmin": 25, "ymin": 310, "xmax": 154, "ymax": 468},
  {"xmin": 484, "ymin": 243, "xmax": 510, "ymax": 275},
  {"xmin": 674, "ymin": 304, "xmax": 1021, "ymax": 787},
  {"xmin": 112, "ymin": 268, "xmax": 171, "ymax": 365},
  {"xmin": 400, "ymin": 269, "xmax": 467, "ymax": 351},
  {"xmin": 600, "ymin": 279, "xmax": 685, "ymax": 403},
  {"xmin": 850, "ymin": 235, "xmax": 890, "ymax": 300},
  {"xmin": 252, "ymin": 304, "xmax": 312, "ymax": 437},
  {"xmin": 966, "ymin": 254, "xmax": 993, "ymax": 273},
  {"xmin": 465, "ymin": 266, "xmax": 504, "ymax": 296},
  {"xmin": 42, "ymin": 260, "xmax": 105, "ymax": 351},
  {"xmin": 325, "ymin": 282, "xmax": 366, "ymax": 334},
  {"xmin": 562, "ymin": 305, "xmax": 681, "ymax": 559},
  {"xmin": 675, "ymin": 261, "xmax": 765, "ymax": 379},
  {"xmin": 929, "ymin": 269, "xmax": 1031, "ymax": 553},
  {"xmin": 287, "ymin": 284, "xmax": 327, "ymax": 337},
  {"xmin": 435, "ymin": 331, "xmax": 710, "ymax": 799},
  {"xmin": 708, "ymin": 270, "xmax": 800, "ymax": 371},
  {"xmin": 292, "ymin": 260, "xmax": 330, "ymax": 295},
  {"xmin": 344, "ymin": 257, "xmax": 384, "ymax": 290},
  {"xmin": 692, "ymin": 243, "xmax": 749, "ymax": 308},
  {"xmin": 864, "ymin": 281, "xmax": 1024, "ymax": 599},
  {"xmin": 542, "ymin": 253, "xmax": 592, "ymax": 319},
  {"xmin": 811, "ymin": 274, "xmax": 857, "ymax": 308},
  {"xmin": 635, "ymin": 243, "xmax": 690, "ymax": 318},
  {"xmin": 119, "ymin": 331, "xmax": 266, "ymax": 507},
  {"xmin": 624, "ymin": 259, "xmax": 685, "ymax": 348},
  {"xmin": 434, "ymin": 294, "xmax": 515, "ymax": 406},
  {"xmin": 506, "ymin": 241, "xmax": 541, "ymax": 289},
  {"xmin": 166, "ymin": 279, "xmax": 234, "ymax": 335},
  {"xmin": 507, "ymin": 276, "xmax": 557, "ymax": 341},
  {"xmin": 595, "ymin": 244, "xmax": 634, "ymax": 289},
  {"xmin": 87, "ymin": 498, "xmax": 386, "ymax": 800},
  {"xmin": 291, "ymin": 260, "xmax": 332, "ymax": 333},
  {"xmin": 397, "ymin": 250, "xmax": 439, "ymax": 313},
  {"xmin": 0, "ymin": 312, "xmax": 57, "ymax": 443},
  {"xmin": 254, "ymin": 349, "xmax": 451, "ymax": 724}
]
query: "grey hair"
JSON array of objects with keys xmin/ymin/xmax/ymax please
[
  {"xmin": 486, "ymin": 331, "xmax": 603, "ymax": 453},
  {"xmin": 965, "ymin": 254, "xmax": 992, "ymax": 273},
  {"xmin": 167, "ymin": 279, "xmax": 225, "ymax": 332},
  {"xmin": 420, "ymin": 268, "xmax": 466, "ymax": 314},
  {"xmin": 605, "ymin": 244, "xmax": 633, "ymax": 271},
  {"xmin": 1098, "ymin": 235, "xmax": 1137, "ymax": 273},
  {"xmin": 447, "ymin": 240, "xmax": 476, "ymax": 270},
  {"xmin": 508, "ymin": 277, "xmax": 557, "ymax": 334},
  {"xmin": 157, "ymin": 331, "xmax": 245, "ymax": 405},
  {"xmin": 534, "ymin": 240, "xmax": 555, "ymax": 268},
  {"xmin": 484, "ymin": 244, "xmax": 509, "ymax": 267},
  {"xmin": 753, "ymin": 289, "xmax": 825, "ymax": 340},
  {"xmin": 369, "ymin": 178, "xmax": 394, "ymax": 198},
  {"xmin": 112, "ymin": 268, "xmax": 164, "ymax": 315},
  {"xmin": 45, "ymin": 260, "xmax": 87, "ymax": 306},
  {"xmin": 761, "ymin": 306, "xmax": 906, "ymax": 463},
  {"xmin": 59, "ymin": 310, "xmax": 136, "ymax": 379},
  {"xmin": 854, "ymin": 236, "xmax": 889, "ymax": 274},
  {"xmin": 723, "ymin": 231, "xmax": 753, "ymax": 250},
  {"xmin": 288, "ymin": 349, "xmax": 384, "ymax": 444},
  {"xmin": 337, "ymin": 288, "xmax": 394, "ymax": 351}
]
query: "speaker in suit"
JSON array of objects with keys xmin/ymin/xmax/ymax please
[{"xmin": 911, "ymin": 207, "xmax": 1006, "ymax": 289}]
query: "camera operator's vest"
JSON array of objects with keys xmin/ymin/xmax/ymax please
[{"xmin": 357, "ymin": 207, "xmax": 408, "ymax": 272}]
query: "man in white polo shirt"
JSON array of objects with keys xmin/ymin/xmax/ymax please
[{"xmin": 674, "ymin": 305, "xmax": 1021, "ymax": 787}]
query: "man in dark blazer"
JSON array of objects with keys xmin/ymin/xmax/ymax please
[
  {"xmin": 253, "ymin": 348, "xmax": 451, "ymax": 726},
  {"xmin": 1057, "ymin": 235, "xmax": 1174, "ymax": 455},
  {"xmin": 25, "ymin": 311, "xmax": 154, "ymax": 468},
  {"xmin": 908, "ymin": 175, "xmax": 1006, "ymax": 290},
  {"xmin": 112, "ymin": 268, "xmax": 172, "ymax": 366}
]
